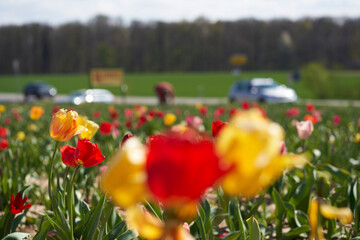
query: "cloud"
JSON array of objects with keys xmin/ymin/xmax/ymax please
[{"xmin": 0, "ymin": 0, "xmax": 359, "ymax": 25}]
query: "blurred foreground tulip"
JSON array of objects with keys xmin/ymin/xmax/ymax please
[
  {"xmin": 309, "ymin": 198, "xmax": 352, "ymax": 239},
  {"xmin": 320, "ymin": 204, "xmax": 353, "ymax": 224},
  {"xmin": 78, "ymin": 115, "xmax": 99, "ymax": 140},
  {"xmin": 146, "ymin": 132, "xmax": 228, "ymax": 211},
  {"xmin": 216, "ymin": 109, "xmax": 306, "ymax": 198},
  {"xmin": 127, "ymin": 206, "xmax": 194, "ymax": 240},
  {"xmin": 49, "ymin": 109, "xmax": 86, "ymax": 142},
  {"xmin": 101, "ymin": 137, "xmax": 150, "ymax": 208},
  {"xmin": 121, "ymin": 133, "xmax": 134, "ymax": 147},
  {"xmin": 29, "ymin": 106, "xmax": 44, "ymax": 120},
  {"xmin": 296, "ymin": 120, "xmax": 314, "ymax": 139}
]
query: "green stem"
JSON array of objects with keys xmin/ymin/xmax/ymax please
[
  {"xmin": 276, "ymin": 217, "xmax": 283, "ymax": 239},
  {"xmin": 68, "ymin": 166, "xmax": 80, "ymax": 240},
  {"xmin": 62, "ymin": 166, "xmax": 70, "ymax": 209},
  {"xmin": 3, "ymin": 213, "xmax": 15, "ymax": 237},
  {"xmin": 48, "ymin": 141, "xmax": 60, "ymax": 207}
]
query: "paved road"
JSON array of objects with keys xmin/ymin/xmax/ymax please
[{"xmin": 0, "ymin": 93, "xmax": 359, "ymax": 107}]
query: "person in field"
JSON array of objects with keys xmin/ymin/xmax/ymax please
[{"xmin": 155, "ymin": 82, "xmax": 174, "ymax": 105}]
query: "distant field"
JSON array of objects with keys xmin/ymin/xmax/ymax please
[{"xmin": 0, "ymin": 71, "xmax": 359, "ymax": 99}]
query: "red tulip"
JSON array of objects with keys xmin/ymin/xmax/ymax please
[
  {"xmin": 214, "ymin": 107, "xmax": 225, "ymax": 119},
  {"xmin": 74, "ymin": 139, "xmax": 105, "ymax": 168},
  {"xmin": 125, "ymin": 120, "xmax": 132, "ymax": 128},
  {"xmin": 109, "ymin": 110, "xmax": 119, "ymax": 120},
  {"xmin": 99, "ymin": 122, "xmax": 113, "ymax": 135},
  {"xmin": 124, "ymin": 108, "xmax": 133, "ymax": 118},
  {"xmin": 146, "ymin": 132, "xmax": 228, "ymax": 205},
  {"xmin": 135, "ymin": 116, "xmax": 147, "ymax": 129},
  {"xmin": 60, "ymin": 145, "xmax": 77, "ymax": 167},
  {"xmin": 52, "ymin": 105, "xmax": 60, "ymax": 115},
  {"xmin": 242, "ymin": 100, "xmax": 250, "ymax": 110},
  {"xmin": 199, "ymin": 106, "xmax": 207, "ymax": 117},
  {"xmin": 212, "ymin": 120, "xmax": 228, "ymax": 137},
  {"xmin": 93, "ymin": 111, "xmax": 101, "ymax": 119},
  {"xmin": 9, "ymin": 192, "xmax": 31, "ymax": 214},
  {"xmin": 4, "ymin": 118, "xmax": 11, "ymax": 125},
  {"xmin": 333, "ymin": 115, "xmax": 341, "ymax": 126},
  {"xmin": 286, "ymin": 107, "xmax": 300, "ymax": 117},
  {"xmin": 0, "ymin": 138, "xmax": 8, "ymax": 150},
  {"xmin": 0, "ymin": 127, "xmax": 8, "ymax": 138},
  {"xmin": 61, "ymin": 139, "xmax": 105, "ymax": 168},
  {"xmin": 306, "ymin": 103, "xmax": 315, "ymax": 113}
]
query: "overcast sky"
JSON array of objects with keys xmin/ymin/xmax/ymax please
[{"xmin": 1, "ymin": 0, "xmax": 359, "ymax": 26}]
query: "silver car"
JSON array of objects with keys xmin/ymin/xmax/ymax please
[
  {"xmin": 69, "ymin": 89, "xmax": 115, "ymax": 105},
  {"xmin": 228, "ymin": 78, "xmax": 297, "ymax": 103}
]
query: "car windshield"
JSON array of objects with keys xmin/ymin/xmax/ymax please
[
  {"xmin": 70, "ymin": 90, "xmax": 85, "ymax": 97},
  {"xmin": 255, "ymin": 83, "xmax": 279, "ymax": 90}
]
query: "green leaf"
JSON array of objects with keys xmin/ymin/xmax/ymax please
[
  {"xmin": 246, "ymin": 216, "xmax": 261, "ymax": 240},
  {"xmin": 2, "ymin": 232, "xmax": 31, "ymax": 240},
  {"xmin": 33, "ymin": 218, "xmax": 53, "ymax": 240},
  {"xmin": 222, "ymin": 231, "xmax": 241, "ymax": 240},
  {"xmin": 272, "ymin": 188, "xmax": 286, "ymax": 217},
  {"xmin": 102, "ymin": 220, "xmax": 126, "ymax": 240},
  {"xmin": 82, "ymin": 194, "xmax": 106, "ymax": 240},
  {"xmin": 283, "ymin": 225, "xmax": 310, "ymax": 238},
  {"xmin": 117, "ymin": 230, "xmax": 137, "ymax": 240}
]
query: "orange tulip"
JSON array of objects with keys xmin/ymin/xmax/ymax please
[
  {"xmin": 29, "ymin": 106, "xmax": 44, "ymax": 120},
  {"xmin": 49, "ymin": 109, "xmax": 86, "ymax": 142}
]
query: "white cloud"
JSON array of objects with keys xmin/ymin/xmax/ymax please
[{"xmin": 0, "ymin": 0, "xmax": 359, "ymax": 25}]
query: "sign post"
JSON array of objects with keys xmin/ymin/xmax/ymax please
[{"xmin": 89, "ymin": 69, "xmax": 124, "ymax": 103}]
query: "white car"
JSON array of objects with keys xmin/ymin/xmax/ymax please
[
  {"xmin": 69, "ymin": 89, "xmax": 115, "ymax": 105},
  {"xmin": 228, "ymin": 78, "xmax": 298, "ymax": 103}
]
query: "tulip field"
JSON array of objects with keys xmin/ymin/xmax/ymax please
[{"xmin": 0, "ymin": 101, "xmax": 360, "ymax": 240}]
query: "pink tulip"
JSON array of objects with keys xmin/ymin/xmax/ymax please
[
  {"xmin": 333, "ymin": 115, "xmax": 341, "ymax": 126},
  {"xmin": 280, "ymin": 141, "xmax": 287, "ymax": 155},
  {"xmin": 296, "ymin": 120, "xmax": 314, "ymax": 139}
]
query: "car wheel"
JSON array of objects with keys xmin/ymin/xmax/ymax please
[{"xmin": 258, "ymin": 97, "xmax": 266, "ymax": 103}]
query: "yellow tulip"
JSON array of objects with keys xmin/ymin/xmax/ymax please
[
  {"xmin": 49, "ymin": 109, "xmax": 86, "ymax": 142},
  {"xmin": 101, "ymin": 137, "xmax": 150, "ymax": 208},
  {"xmin": 29, "ymin": 106, "xmax": 44, "ymax": 120},
  {"xmin": 164, "ymin": 113, "xmax": 176, "ymax": 126},
  {"xmin": 78, "ymin": 115, "xmax": 99, "ymax": 140},
  {"xmin": 216, "ymin": 109, "xmax": 306, "ymax": 198},
  {"xmin": 320, "ymin": 204, "xmax": 353, "ymax": 224},
  {"xmin": 27, "ymin": 123, "xmax": 37, "ymax": 132},
  {"xmin": 354, "ymin": 133, "xmax": 360, "ymax": 143},
  {"xmin": 195, "ymin": 102, "xmax": 203, "ymax": 110},
  {"xmin": 16, "ymin": 131, "xmax": 25, "ymax": 141},
  {"xmin": 0, "ymin": 105, "xmax": 5, "ymax": 113}
]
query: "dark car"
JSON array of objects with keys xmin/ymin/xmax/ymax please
[{"xmin": 24, "ymin": 82, "xmax": 57, "ymax": 101}]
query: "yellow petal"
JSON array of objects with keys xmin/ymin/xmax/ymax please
[
  {"xmin": 78, "ymin": 115, "xmax": 99, "ymax": 140},
  {"xmin": 101, "ymin": 137, "xmax": 150, "ymax": 208},
  {"xmin": 320, "ymin": 204, "xmax": 353, "ymax": 224},
  {"xmin": 29, "ymin": 106, "xmax": 44, "ymax": 120},
  {"xmin": 217, "ymin": 109, "xmax": 305, "ymax": 198},
  {"xmin": 308, "ymin": 199, "xmax": 319, "ymax": 239},
  {"xmin": 127, "ymin": 206, "xmax": 164, "ymax": 239}
]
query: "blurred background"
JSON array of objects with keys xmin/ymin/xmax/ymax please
[{"xmin": 0, "ymin": 0, "xmax": 359, "ymax": 101}]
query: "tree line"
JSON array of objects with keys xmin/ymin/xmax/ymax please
[{"xmin": 0, "ymin": 15, "xmax": 360, "ymax": 74}]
